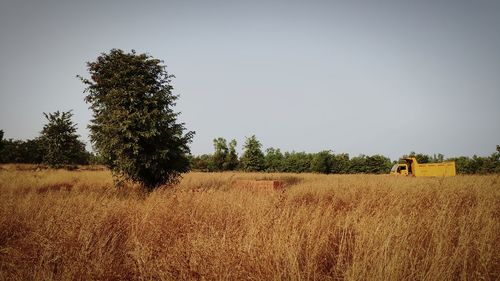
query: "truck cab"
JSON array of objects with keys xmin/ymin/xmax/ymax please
[
  {"xmin": 391, "ymin": 158, "xmax": 416, "ymax": 176},
  {"xmin": 390, "ymin": 163, "xmax": 409, "ymax": 175}
]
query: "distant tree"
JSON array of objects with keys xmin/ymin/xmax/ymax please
[
  {"xmin": 281, "ymin": 151, "xmax": 312, "ymax": 173},
  {"xmin": 207, "ymin": 138, "xmax": 238, "ymax": 171},
  {"xmin": 481, "ymin": 146, "xmax": 500, "ymax": 173},
  {"xmin": 39, "ymin": 111, "xmax": 88, "ymax": 167},
  {"xmin": 240, "ymin": 135, "xmax": 265, "ymax": 171},
  {"xmin": 21, "ymin": 138, "xmax": 45, "ymax": 164},
  {"xmin": 471, "ymin": 155, "xmax": 487, "ymax": 174},
  {"xmin": 189, "ymin": 154, "xmax": 214, "ymax": 171},
  {"xmin": 364, "ymin": 155, "xmax": 392, "ymax": 174},
  {"xmin": 79, "ymin": 49, "xmax": 194, "ymax": 190},
  {"xmin": 331, "ymin": 153, "xmax": 350, "ymax": 174},
  {"xmin": 212, "ymin": 137, "xmax": 228, "ymax": 171},
  {"xmin": 0, "ymin": 139, "xmax": 24, "ymax": 163},
  {"xmin": 348, "ymin": 154, "xmax": 391, "ymax": 174},
  {"xmin": 450, "ymin": 156, "xmax": 470, "ymax": 174},
  {"xmin": 310, "ymin": 150, "xmax": 333, "ymax": 174},
  {"xmin": 264, "ymin": 147, "xmax": 284, "ymax": 172},
  {"xmin": 86, "ymin": 152, "xmax": 106, "ymax": 165},
  {"xmin": 349, "ymin": 155, "xmax": 368, "ymax": 173},
  {"xmin": 223, "ymin": 139, "xmax": 239, "ymax": 170}
]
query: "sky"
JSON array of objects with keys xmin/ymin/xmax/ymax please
[{"xmin": 0, "ymin": 0, "xmax": 499, "ymax": 160}]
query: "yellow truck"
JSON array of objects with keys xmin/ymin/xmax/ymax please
[{"xmin": 390, "ymin": 157, "xmax": 456, "ymax": 177}]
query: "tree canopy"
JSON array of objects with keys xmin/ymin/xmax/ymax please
[
  {"xmin": 79, "ymin": 49, "xmax": 194, "ymax": 190},
  {"xmin": 39, "ymin": 111, "xmax": 88, "ymax": 167},
  {"xmin": 240, "ymin": 135, "xmax": 265, "ymax": 171},
  {"xmin": 212, "ymin": 137, "xmax": 229, "ymax": 171},
  {"xmin": 224, "ymin": 139, "xmax": 239, "ymax": 171}
]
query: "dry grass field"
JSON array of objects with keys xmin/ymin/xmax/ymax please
[{"xmin": 0, "ymin": 165, "xmax": 499, "ymax": 280}]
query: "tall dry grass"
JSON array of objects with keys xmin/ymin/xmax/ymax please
[{"xmin": 0, "ymin": 167, "xmax": 498, "ymax": 280}]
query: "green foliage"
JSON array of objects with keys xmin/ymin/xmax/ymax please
[
  {"xmin": 403, "ymin": 152, "xmax": 430, "ymax": 164},
  {"xmin": 0, "ymin": 138, "xmax": 21, "ymax": 164},
  {"xmin": 347, "ymin": 154, "xmax": 392, "ymax": 174},
  {"xmin": 281, "ymin": 152, "xmax": 312, "ymax": 173},
  {"xmin": 364, "ymin": 155, "xmax": 393, "ymax": 174},
  {"xmin": 39, "ymin": 111, "xmax": 88, "ymax": 167},
  {"xmin": 240, "ymin": 135, "xmax": 265, "ymax": 171},
  {"xmin": 494, "ymin": 146, "xmax": 500, "ymax": 173},
  {"xmin": 310, "ymin": 150, "xmax": 333, "ymax": 174},
  {"xmin": 401, "ymin": 152, "xmax": 445, "ymax": 164},
  {"xmin": 264, "ymin": 147, "xmax": 284, "ymax": 172},
  {"xmin": 1, "ymin": 127, "xmax": 88, "ymax": 165},
  {"xmin": 86, "ymin": 152, "xmax": 107, "ymax": 165},
  {"xmin": 194, "ymin": 138, "xmax": 240, "ymax": 172},
  {"xmin": 189, "ymin": 154, "xmax": 214, "ymax": 171},
  {"xmin": 0, "ymin": 138, "xmax": 44, "ymax": 164},
  {"xmin": 212, "ymin": 138, "xmax": 228, "ymax": 171},
  {"xmin": 192, "ymin": 144, "xmax": 400, "ymax": 175},
  {"xmin": 209, "ymin": 138, "xmax": 239, "ymax": 171},
  {"xmin": 330, "ymin": 153, "xmax": 350, "ymax": 174},
  {"xmin": 448, "ymin": 154, "xmax": 497, "ymax": 174},
  {"xmin": 348, "ymin": 155, "xmax": 366, "ymax": 173},
  {"xmin": 23, "ymin": 138, "xmax": 46, "ymax": 164},
  {"xmin": 79, "ymin": 49, "xmax": 194, "ymax": 190},
  {"xmin": 224, "ymin": 139, "xmax": 239, "ymax": 171},
  {"xmin": 192, "ymin": 141, "xmax": 500, "ymax": 175}
]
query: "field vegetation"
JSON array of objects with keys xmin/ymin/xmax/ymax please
[{"xmin": 1, "ymin": 165, "xmax": 498, "ymax": 280}]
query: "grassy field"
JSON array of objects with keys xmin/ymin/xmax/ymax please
[{"xmin": 0, "ymin": 165, "xmax": 499, "ymax": 280}]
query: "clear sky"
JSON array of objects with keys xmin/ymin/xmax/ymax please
[{"xmin": 1, "ymin": 0, "xmax": 499, "ymax": 160}]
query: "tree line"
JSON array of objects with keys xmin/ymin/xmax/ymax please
[
  {"xmin": 2, "ymin": 122, "xmax": 499, "ymax": 175},
  {"xmin": 2, "ymin": 127, "xmax": 500, "ymax": 175},
  {"xmin": 0, "ymin": 111, "xmax": 95, "ymax": 167},
  {"xmin": 190, "ymin": 136, "xmax": 500, "ymax": 175},
  {"xmin": 1, "ymin": 49, "xmax": 499, "ymax": 192}
]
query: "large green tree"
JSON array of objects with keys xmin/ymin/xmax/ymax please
[
  {"xmin": 39, "ymin": 111, "xmax": 88, "ymax": 167},
  {"xmin": 240, "ymin": 135, "xmax": 265, "ymax": 171},
  {"xmin": 79, "ymin": 49, "xmax": 194, "ymax": 190}
]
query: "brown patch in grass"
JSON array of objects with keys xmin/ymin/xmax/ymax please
[{"xmin": 232, "ymin": 179, "xmax": 285, "ymax": 190}]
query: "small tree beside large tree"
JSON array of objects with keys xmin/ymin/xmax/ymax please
[
  {"xmin": 79, "ymin": 49, "xmax": 194, "ymax": 190},
  {"xmin": 39, "ymin": 111, "xmax": 88, "ymax": 167}
]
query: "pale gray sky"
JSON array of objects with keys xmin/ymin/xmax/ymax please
[{"xmin": 1, "ymin": 0, "xmax": 499, "ymax": 160}]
